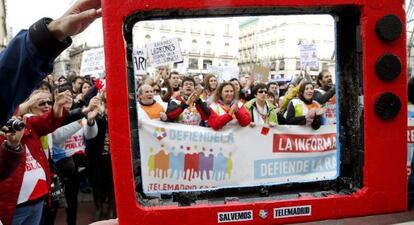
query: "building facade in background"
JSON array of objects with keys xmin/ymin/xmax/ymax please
[
  {"xmin": 239, "ymin": 15, "xmax": 335, "ymax": 80},
  {"xmin": 133, "ymin": 18, "xmax": 239, "ymax": 75},
  {"xmin": 53, "ymin": 19, "xmax": 104, "ymax": 78}
]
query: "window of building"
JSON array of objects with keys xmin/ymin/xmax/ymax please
[
  {"xmin": 175, "ymin": 25, "xmax": 185, "ymax": 33},
  {"xmin": 160, "ymin": 24, "xmax": 170, "ymax": 31},
  {"xmin": 191, "ymin": 40, "xmax": 197, "ymax": 53},
  {"xmin": 224, "ymin": 23, "xmax": 230, "ymax": 36},
  {"xmin": 177, "ymin": 38, "xmax": 183, "ymax": 51},
  {"xmin": 296, "ymin": 60, "xmax": 302, "ymax": 70},
  {"xmin": 322, "ymin": 62, "xmax": 329, "ymax": 70},
  {"xmin": 205, "ymin": 41, "xmax": 212, "ymax": 54},
  {"xmin": 279, "ymin": 60, "xmax": 285, "ymax": 70},
  {"xmin": 189, "ymin": 58, "xmax": 199, "ymax": 69},
  {"xmin": 203, "ymin": 60, "xmax": 213, "ymax": 69},
  {"xmin": 224, "ymin": 43, "xmax": 229, "ymax": 55}
]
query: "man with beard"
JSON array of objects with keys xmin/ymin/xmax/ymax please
[
  {"xmin": 314, "ymin": 70, "xmax": 336, "ymax": 125},
  {"xmin": 166, "ymin": 77, "xmax": 210, "ymax": 126}
]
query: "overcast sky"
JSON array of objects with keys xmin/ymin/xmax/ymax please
[{"xmin": 6, "ymin": 0, "xmax": 72, "ymax": 37}]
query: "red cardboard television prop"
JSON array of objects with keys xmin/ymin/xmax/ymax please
[{"xmin": 102, "ymin": 0, "xmax": 407, "ymax": 224}]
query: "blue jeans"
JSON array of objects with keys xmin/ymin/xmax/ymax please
[{"xmin": 12, "ymin": 200, "xmax": 44, "ymax": 225}]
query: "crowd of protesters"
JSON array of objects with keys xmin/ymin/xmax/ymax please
[
  {"xmin": 10, "ymin": 73, "xmax": 116, "ymax": 225},
  {"xmin": 136, "ymin": 66, "xmax": 337, "ymax": 131}
]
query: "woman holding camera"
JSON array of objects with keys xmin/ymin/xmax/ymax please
[{"xmin": 0, "ymin": 90, "xmax": 71, "ymax": 225}]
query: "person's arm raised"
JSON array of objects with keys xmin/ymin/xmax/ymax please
[{"xmin": 47, "ymin": 0, "xmax": 102, "ymax": 42}]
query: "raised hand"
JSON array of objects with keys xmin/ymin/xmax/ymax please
[
  {"xmin": 53, "ymin": 90, "xmax": 72, "ymax": 117},
  {"xmin": 86, "ymin": 96, "xmax": 101, "ymax": 112},
  {"xmin": 87, "ymin": 108, "xmax": 99, "ymax": 125},
  {"xmin": 54, "ymin": 90, "xmax": 72, "ymax": 107},
  {"xmin": 48, "ymin": 0, "xmax": 102, "ymax": 41}
]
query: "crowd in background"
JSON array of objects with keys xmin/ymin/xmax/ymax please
[{"xmin": 136, "ymin": 66, "xmax": 337, "ymax": 131}]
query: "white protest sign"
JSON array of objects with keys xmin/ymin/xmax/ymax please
[
  {"xmin": 147, "ymin": 38, "xmax": 183, "ymax": 67},
  {"xmin": 208, "ymin": 65, "xmax": 239, "ymax": 82},
  {"xmin": 133, "ymin": 47, "xmax": 147, "ymax": 75},
  {"xmin": 299, "ymin": 44, "xmax": 318, "ymax": 67},
  {"xmin": 251, "ymin": 65, "xmax": 270, "ymax": 83},
  {"xmin": 138, "ymin": 119, "xmax": 338, "ymax": 194},
  {"xmin": 80, "ymin": 48, "xmax": 105, "ymax": 76}
]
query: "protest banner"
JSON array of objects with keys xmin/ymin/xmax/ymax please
[
  {"xmin": 138, "ymin": 119, "xmax": 338, "ymax": 194},
  {"xmin": 133, "ymin": 47, "xmax": 147, "ymax": 75},
  {"xmin": 208, "ymin": 65, "xmax": 240, "ymax": 81},
  {"xmin": 251, "ymin": 65, "xmax": 270, "ymax": 83},
  {"xmin": 147, "ymin": 37, "xmax": 183, "ymax": 67},
  {"xmin": 299, "ymin": 44, "xmax": 318, "ymax": 67},
  {"xmin": 80, "ymin": 48, "xmax": 105, "ymax": 76}
]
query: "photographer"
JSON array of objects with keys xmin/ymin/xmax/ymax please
[
  {"xmin": 0, "ymin": 90, "xmax": 72, "ymax": 225},
  {"xmin": 0, "ymin": 0, "xmax": 101, "ymax": 128}
]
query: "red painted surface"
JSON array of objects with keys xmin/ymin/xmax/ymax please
[{"xmin": 101, "ymin": 0, "xmax": 407, "ymax": 224}]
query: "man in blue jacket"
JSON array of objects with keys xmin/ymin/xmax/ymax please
[{"xmin": 0, "ymin": 0, "xmax": 102, "ymax": 127}]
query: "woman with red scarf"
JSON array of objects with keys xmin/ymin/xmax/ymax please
[{"xmin": 208, "ymin": 82, "xmax": 251, "ymax": 130}]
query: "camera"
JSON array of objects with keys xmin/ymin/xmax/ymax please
[{"xmin": 5, "ymin": 119, "xmax": 25, "ymax": 133}]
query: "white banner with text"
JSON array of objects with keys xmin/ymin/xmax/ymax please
[{"xmin": 139, "ymin": 120, "xmax": 338, "ymax": 194}]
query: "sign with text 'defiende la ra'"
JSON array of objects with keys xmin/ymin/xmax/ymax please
[
  {"xmin": 147, "ymin": 37, "xmax": 183, "ymax": 67},
  {"xmin": 80, "ymin": 47, "xmax": 105, "ymax": 76}
]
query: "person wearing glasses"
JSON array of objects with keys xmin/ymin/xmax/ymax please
[
  {"xmin": 0, "ymin": 90, "xmax": 72, "ymax": 225},
  {"xmin": 244, "ymin": 83, "xmax": 286, "ymax": 127},
  {"xmin": 165, "ymin": 77, "xmax": 210, "ymax": 126},
  {"xmin": 208, "ymin": 82, "xmax": 251, "ymax": 130},
  {"xmin": 150, "ymin": 82, "xmax": 172, "ymax": 105}
]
